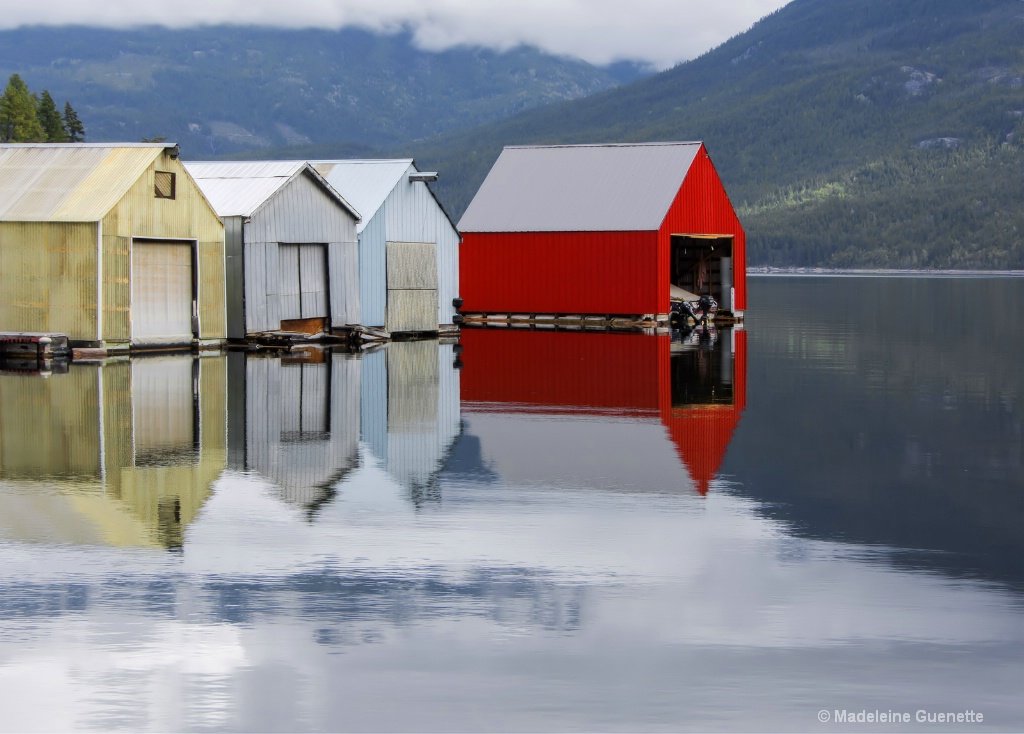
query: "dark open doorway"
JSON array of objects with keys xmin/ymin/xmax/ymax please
[{"xmin": 670, "ymin": 235, "xmax": 735, "ymax": 311}]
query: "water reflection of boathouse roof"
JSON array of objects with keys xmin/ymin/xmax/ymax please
[{"xmin": 456, "ymin": 329, "xmax": 746, "ymax": 495}]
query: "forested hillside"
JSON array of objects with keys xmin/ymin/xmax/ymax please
[
  {"xmin": 406, "ymin": 0, "xmax": 1024, "ymax": 269},
  {"xmin": 0, "ymin": 25, "xmax": 643, "ymax": 156}
]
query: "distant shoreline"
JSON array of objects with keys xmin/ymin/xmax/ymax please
[{"xmin": 748, "ymin": 267, "xmax": 1024, "ymax": 278}]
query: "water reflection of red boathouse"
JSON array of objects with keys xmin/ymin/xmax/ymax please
[{"xmin": 459, "ymin": 328, "xmax": 747, "ymax": 495}]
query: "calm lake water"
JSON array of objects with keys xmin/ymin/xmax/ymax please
[{"xmin": 0, "ymin": 275, "xmax": 1022, "ymax": 732}]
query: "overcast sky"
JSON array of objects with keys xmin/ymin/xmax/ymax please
[{"xmin": 0, "ymin": 0, "xmax": 791, "ymax": 70}]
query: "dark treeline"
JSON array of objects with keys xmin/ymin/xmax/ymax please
[{"xmin": 0, "ymin": 73, "xmax": 84, "ymax": 143}]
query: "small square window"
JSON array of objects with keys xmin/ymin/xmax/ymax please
[{"xmin": 154, "ymin": 171, "xmax": 176, "ymax": 199}]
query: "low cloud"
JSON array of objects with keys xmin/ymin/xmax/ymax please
[{"xmin": 0, "ymin": 0, "xmax": 789, "ymax": 70}]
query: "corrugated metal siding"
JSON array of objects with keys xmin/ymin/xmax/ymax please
[
  {"xmin": 312, "ymin": 160, "xmax": 412, "ymax": 232},
  {"xmin": 318, "ymin": 161, "xmax": 458, "ymax": 328},
  {"xmin": 224, "ymin": 216, "xmax": 246, "ymax": 340},
  {"xmin": 658, "ymin": 145, "xmax": 747, "ymax": 311},
  {"xmin": 382, "ymin": 169, "xmax": 459, "ymax": 325},
  {"xmin": 245, "ymin": 241, "xmax": 281, "ymax": 333},
  {"xmin": 460, "ymin": 230, "xmax": 660, "ymax": 315},
  {"xmin": 130, "ymin": 240, "xmax": 194, "ymax": 344},
  {"xmin": 357, "ymin": 203, "xmax": 389, "ymax": 327},
  {"xmin": 457, "ymin": 142, "xmax": 701, "ymax": 233},
  {"xmin": 0, "ymin": 221, "xmax": 99, "ymax": 341},
  {"xmin": 0, "ymin": 144, "xmax": 164, "ymax": 222},
  {"xmin": 102, "ymin": 151, "xmax": 226, "ymax": 343},
  {"xmin": 241, "ymin": 172, "xmax": 360, "ymax": 332}
]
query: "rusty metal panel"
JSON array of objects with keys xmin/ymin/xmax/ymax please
[
  {"xmin": 386, "ymin": 241, "xmax": 437, "ymax": 290},
  {"xmin": 386, "ymin": 289, "xmax": 438, "ymax": 333}
]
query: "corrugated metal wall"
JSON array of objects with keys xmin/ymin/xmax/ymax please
[
  {"xmin": 460, "ymin": 143, "xmax": 745, "ymax": 317},
  {"xmin": 103, "ymin": 151, "xmax": 226, "ymax": 343},
  {"xmin": 0, "ymin": 221, "xmax": 99, "ymax": 341},
  {"xmin": 359, "ymin": 166, "xmax": 459, "ymax": 329},
  {"xmin": 224, "ymin": 216, "xmax": 246, "ymax": 340},
  {"xmin": 460, "ymin": 230, "xmax": 660, "ymax": 315},
  {"xmin": 243, "ymin": 172, "xmax": 360, "ymax": 334},
  {"xmin": 658, "ymin": 145, "xmax": 747, "ymax": 311}
]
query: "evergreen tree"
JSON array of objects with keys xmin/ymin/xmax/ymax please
[
  {"xmin": 63, "ymin": 101, "xmax": 85, "ymax": 142},
  {"xmin": 37, "ymin": 90, "xmax": 67, "ymax": 142},
  {"xmin": 0, "ymin": 73, "xmax": 45, "ymax": 142}
]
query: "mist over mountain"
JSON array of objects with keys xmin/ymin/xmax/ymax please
[
  {"xmin": 3, "ymin": 1, "xmax": 1022, "ymax": 269},
  {"xmin": 406, "ymin": 0, "xmax": 1024, "ymax": 269},
  {"xmin": 0, "ymin": 25, "xmax": 647, "ymax": 156}
]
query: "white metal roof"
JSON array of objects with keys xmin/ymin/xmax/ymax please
[
  {"xmin": 312, "ymin": 159, "xmax": 414, "ymax": 233},
  {"xmin": 457, "ymin": 142, "xmax": 703, "ymax": 233},
  {"xmin": 185, "ymin": 160, "xmax": 359, "ymax": 220},
  {"xmin": 0, "ymin": 143, "xmax": 171, "ymax": 222}
]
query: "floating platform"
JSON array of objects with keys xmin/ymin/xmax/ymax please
[{"xmin": 0, "ymin": 332, "xmax": 70, "ymax": 359}]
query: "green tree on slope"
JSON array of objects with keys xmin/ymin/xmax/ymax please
[
  {"xmin": 37, "ymin": 90, "xmax": 68, "ymax": 142},
  {"xmin": 0, "ymin": 73, "xmax": 45, "ymax": 142},
  {"xmin": 63, "ymin": 101, "xmax": 85, "ymax": 142}
]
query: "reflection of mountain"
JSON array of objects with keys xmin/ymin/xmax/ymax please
[
  {"xmin": 228, "ymin": 350, "xmax": 361, "ymax": 518},
  {"xmin": 361, "ymin": 341, "xmax": 462, "ymax": 505},
  {"xmin": 729, "ymin": 276, "xmax": 1024, "ymax": 591},
  {"xmin": 0, "ymin": 356, "xmax": 227, "ymax": 548},
  {"xmin": 456, "ymin": 329, "xmax": 746, "ymax": 494}
]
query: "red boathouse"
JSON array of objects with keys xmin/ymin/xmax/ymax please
[{"xmin": 457, "ymin": 142, "xmax": 746, "ymax": 319}]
